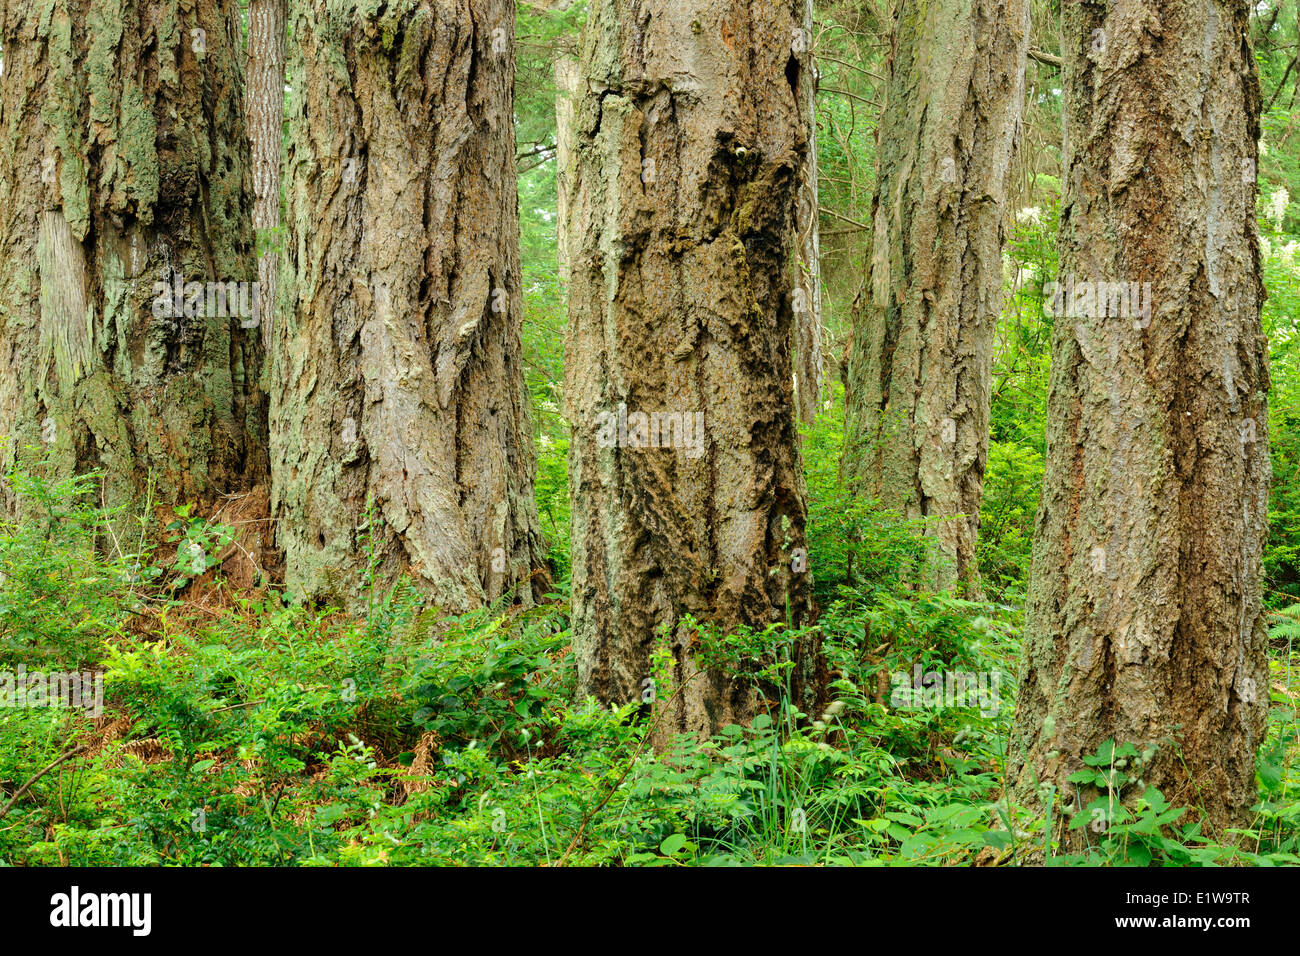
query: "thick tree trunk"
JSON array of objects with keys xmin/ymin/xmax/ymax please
[
  {"xmin": 0, "ymin": 0, "xmax": 265, "ymax": 516},
  {"xmin": 272, "ymin": 0, "xmax": 547, "ymax": 612},
  {"xmin": 246, "ymin": 0, "xmax": 285, "ymax": 350},
  {"xmin": 566, "ymin": 0, "xmax": 817, "ymax": 737},
  {"xmin": 842, "ymin": 0, "xmax": 1029, "ymax": 588},
  {"xmin": 1010, "ymin": 0, "xmax": 1270, "ymax": 847}
]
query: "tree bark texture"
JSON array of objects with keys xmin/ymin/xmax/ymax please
[
  {"xmin": 272, "ymin": 0, "xmax": 547, "ymax": 612},
  {"xmin": 247, "ymin": 0, "xmax": 285, "ymax": 350},
  {"xmin": 566, "ymin": 0, "xmax": 817, "ymax": 737},
  {"xmin": 1010, "ymin": 0, "xmax": 1270, "ymax": 846},
  {"xmin": 793, "ymin": 0, "xmax": 822, "ymax": 425},
  {"xmin": 842, "ymin": 0, "xmax": 1029, "ymax": 588},
  {"xmin": 0, "ymin": 0, "xmax": 265, "ymax": 515},
  {"xmin": 554, "ymin": 56, "xmax": 579, "ymax": 285}
]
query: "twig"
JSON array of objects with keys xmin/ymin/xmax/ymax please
[
  {"xmin": 815, "ymin": 53, "xmax": 886, "ymax": 82},
  {"xmin": 1266, "ymin": 52, "xmax": 1299, "ymax": 113},
  {"xmin": 819, "ymin": 207, "xmax": 871, "ymax": 231},
  {"xmin": 817, "ymin": 86, "xmax": 879, "ymax": 108},
  {"xmin": 0, "ymin": 744, "xmax": 89, "ymax": 823}
]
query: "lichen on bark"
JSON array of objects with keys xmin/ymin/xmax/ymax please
[
  {"xmin": 271, "ymin": 0, "xmax": 547, "ymax": 612},
  {"xmin": 0, "ymin": 0, "xmax": 266, "ymax": 518},
  {"xmin": 1009, "ymin": 0, "xmax": 1271, "ymax": 847},
  {"xmin": 565, "ymin": 0, "xmax": 820, "ymax": 737}
]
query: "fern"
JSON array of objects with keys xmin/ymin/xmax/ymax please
[{"xmin": 1271, "ymin": 605, "xmax": 1300, "ymax": 644}]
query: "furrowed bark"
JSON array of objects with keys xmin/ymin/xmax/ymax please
[
  {"xmin": 566, "ymin": 0, "xmax": 817, "ymax": 737},
  {"xmin": 0, "ymin": 0, "xmax": 266, "ymax": 516},
  {"xmin": 793, "ymin": 0, "xmax": 822, "ymax": 425},
  {"xmin": 554, "ymin": 56, "xmax": 579, "ymax": 285},
  {"xmin": 247, "ymin": 0, "xmax": 286, "ymax": 350},
  {"xmin": 1010, "ymin": 0, "xmax": 1270, "ymax": 847},
  {"xmin": 272, "ymin": 0, "xmax": 547, "ymax": 612},
  {"xmin": 842, "ymin": 0, "xmax": 1029, "ymax": 589}
]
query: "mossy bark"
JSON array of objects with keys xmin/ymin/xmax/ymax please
[
  {"xmin": 842, "ymin": 0, "xmax": 1029, "ymax": 589},
  {"xmin": 0, "ymin": 0, "xmax": 266, "ymax": 515},
  {"xmin": 566, "ymin": 0, "xmax": 817, "ymax": 736},
  {"xmin": 1009, "ymin": 0, "xmax": 1270, "ymax": 847},
  {"xmin": 272, "ymin": 0, "xmax": 547, "ymax": 612}
]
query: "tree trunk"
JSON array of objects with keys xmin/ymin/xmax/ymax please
[
  {"xmin": 792, "ymin": 0, "xmax": 822, "ymax": 425},
  {"xmin": 842, "ymin": 0, "xmax": 1029, "ymax": 589},
  {"xmin": 554, "ymin": 57, "xmax": 579, "ymax": 285},
  {"xmin": 272, "ymin": 0, "xmax": 547, "ymax": 612},
  {"xmin": 0, "ymin": 0, "xmax": 265, "ymax": 517},
  {"xmin": 566, "ymin": 0, "xmax": 817, "ymax": 737},
  {"xmin": 1010, "ymin": 0, "xmax": 1270, "ymax": 847},
  {"xmin": 246, "ymin": 0, "xmax": 285, "ymax": 350}
]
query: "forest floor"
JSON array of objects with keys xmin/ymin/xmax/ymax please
[{"xmin": 3, "ymin": 460, "xmax": 1299, "ymax": 866}]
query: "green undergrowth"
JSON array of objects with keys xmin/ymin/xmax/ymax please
[{"xmin": 1, "ymin": 457, "xmax": 1299, "ymax": 867}]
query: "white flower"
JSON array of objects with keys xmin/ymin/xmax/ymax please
[
  {"xmin": 1016, "ymin": 206, "xmax": 1043, "ymax": 226},
  {"xmin": 1266, "ymin": 186, "xmax": 1290, "ymax": 230}
]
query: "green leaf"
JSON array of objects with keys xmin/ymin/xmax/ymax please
[
  {"xmin": 1126, "ymin": 843, "xmax": 1153, "ymax": 866},
  {"xmin": 1082, "ymin": 739, "xmax": 1116, "ymax": 766},
  {"xmin": 659, "ymin": 833, "xmax": 689, "ymax": 856},
  {"xmin": 983, "ymin": 829, "xmax": 1012, "ymax": 849},
  {"xmin": 885, "ymin": 810, "xmax": 923, "ymax": 826}
]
